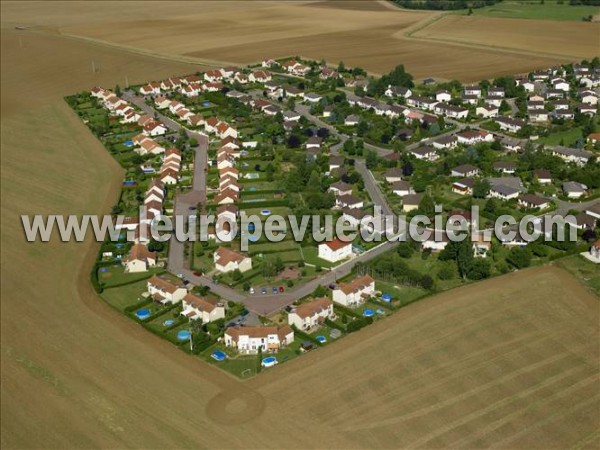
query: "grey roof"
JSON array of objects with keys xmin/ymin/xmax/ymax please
[
  {"xmin": 563, "ymin": 181, "xmax": 587, "ymax": 193},
  {"xmin": 488, "ymin": 177, "xmax": 525, "ymax": 192},
  {"xmin": 491, "ymin": 184, "xmax": 520, "ymax": 197}
]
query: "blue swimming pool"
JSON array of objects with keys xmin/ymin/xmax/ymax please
[
  {"xmin": 248, "ymin": 224, "xmax": 255, "ymax": 231},
  {"xmin": 261, "ymin": 209, "xmax": 271, "ymax": 216},
  {"xmin": 124, "ymin": 140, "xmax": 134, "ymax": 147},
  {"xmin": 363, "ymin": 309, "xmax": 374, "ymax": 317},
  {"xmin": 376, "ymin": 308, "xmax": 385, "ymax": 315},
  {"xmin": 122, "ymin": 180, "xmax": 136, "ymax": 186},
  {"xmin": 248, "ymin": 235, "xmax": 259, "ymax": 242},
  {"xmin": 245, "ymin": 173, "xmax": 260, "ymax": 179},
  {"xmin": 177, "ymin": 330, "xmax": 191, "ymax": 341},
  {"xmin": 211, "ymin": 350, "xmax": 227, "ymax": 361},
  {"xmin": 381, "ymin": 293, "xmax": 392, "ymax": 302},
  {"xmin": 203, "ymin": 101, "xmax": 211, "ymax": 107},
  {"xmin": 261, "ymin": 356, "xmax": 277, "ymax": 367},
  {"xmin": 248, "ymin": 187, "xmax": 257, "ymax": 192},
  {"xmin": 163, "ymin": 319, "xmax": 175, "ymax": 327},
  {"xmin": 99, "ymin": 267, "xmax": 108, "ymax": 273},
  {"xmin": 316, "ymin": 335, "xmax": 327, "ymax": 343},
  {"xmin": 135, "ymin": 308, "xmax": 151, "ymax": 320}
]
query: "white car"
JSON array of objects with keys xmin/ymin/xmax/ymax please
[{"xmin": 249, "ymin": 287, "xmax": 255, "ymax": 294}]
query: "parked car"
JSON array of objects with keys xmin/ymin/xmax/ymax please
[
  {"xmin": 278, "ymin": 286, "xmax": 285, "ymax": 293},
  {"xmin": 272, "ymin": 287, "xmax": 278, "ymax": 294},
  {"xmin": 261, "ymin": 287, "xmax": 267, "ymax": 295},
  {"xmin": 249, "ymin": 287, "xmax": 255, "ymax": 294}
]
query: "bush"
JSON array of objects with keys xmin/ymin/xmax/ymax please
[
  {"xmin": 397, "ymin": 242, "xmax": 414, "ymax": 259},
  {"xmin": 437, "ymin": 264, "xmax": 455, "ymax": 280},
  {"xmin": 506, "ymin": 247, "xmax": 532, "ymax": 269},
  {"xmin": 420, "ymin": 274, "xmax": 434, "ymax": 290}
]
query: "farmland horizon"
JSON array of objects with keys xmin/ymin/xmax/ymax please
[{"xmin": 2, "ymin": 1, "xmax": 599, "ymax": 449}]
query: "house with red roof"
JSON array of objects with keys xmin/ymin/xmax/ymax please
[{"xmin": 318, "ymin": 239, "xmax": 353, "ymax": 263}]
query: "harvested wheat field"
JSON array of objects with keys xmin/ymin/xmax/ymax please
[
  {"xmin": 413, "ymin": 14, "xmax": 600, "ymax": 60},
  {"xmin": 2, "ymin": 3, "xmax": 600, "ymax": 449},
  {"xmin": 2, "ymin": 0, "xmax": 581, "ymax": 81}
]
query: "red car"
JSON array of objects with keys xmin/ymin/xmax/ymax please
[
  {"xmin": 193, "ymin": 271, "xmax": 202, "ymax": 276},
  {"xmin": 278, "ymin": 286, "xmax": 285, "ymax": 293}
]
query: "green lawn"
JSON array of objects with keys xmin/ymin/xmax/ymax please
[
  {"xmin": 471, "ymin": 1, "xmax": 599, "ymax": 21},
  {"xmin": 301, "ymin": 246, "xmax": 336, "ymax": 268},
  {"xmin": 98, "ymin": 265, "xmax": 163, "ymax": 288},
  {"xmin": 100, "ymin": 279, "xmax": 149, "ymax": 311},
  {"xmin": 537, "ymin": 127, "xmax": 584, "ymax": 146}
]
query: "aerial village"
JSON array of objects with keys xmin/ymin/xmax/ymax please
[{"xmin": 66, "ymin": 55, "xmax": 600, "ymax": 377}]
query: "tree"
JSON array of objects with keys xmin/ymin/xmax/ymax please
[
  {"xmin": 232, "ymin": 269, "xmax": 243, "ymax": 282},
  {"xmin": 357, "ymin": 121, "xmax": 369, "ymax": 137},
  {"xmin": 506, "ymin": 247, "xmax": 532, "ymax": 269},
  {"xmin": 402, "ymin": 160, "xmax": 414, "ymax": 177},
  {"xmin": 420, "ymin": 274, "xmax": 434, "ymax": 290},
  {"xmin": 484, "ymin": 198, "xmax": 499, "ymax": 215},
  {"xmin": 473, "ymin": 179, "xmax": 491, "ymax": 199},
  {"xmin": 397, "ymin": 242, "xmax": 414, "ymax": 258},
  {"xmin": 466, "ymin": 259, "xmax": 491, "ymax": 280},
  {"xmin": 287, "ymin": 134, "xmax": 301, "ymax": 148},
  {"xmin": 338, "ymin": 61, "xmax": 346, "ymax": 73},
  {"xmin": 365, "ymin": 150, "xmax": 378, "ymax": 169},
  {"xmin": 467, "ymin": 7, "xmax": 473, "ymax": 15},
  {"xmin": 115, "ymin": 84, "xmax": 121, "ymax": 96},
  {"xmin": 418, "ymin": 194, "xmax": 436, "ymax": 217}
]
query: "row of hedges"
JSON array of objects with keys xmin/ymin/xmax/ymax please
[{"xmin": 291, "ymin": 325, "xmax": 323, "ymax": 347}]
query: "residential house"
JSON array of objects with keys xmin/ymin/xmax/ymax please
[
  {"xmin": 451, "ymin": 179, "xmax": 472, "ymax": 196},
  {"xmin": 391, "ymin": 180, "xmax": 413, "ymax": 197},
  {"xmin": 533, "ymin": 169, "xmax": 552, "ymax": 184},
  {"xmin": 123, "ymin": 244, "xmax": 156, "ymax": 273},
  {"xmin": 384, "ymin": 167, "xmax": 403, "ymax": 183},
  {"xmin": 451, "ymin": 164, "xmax": 479, "ymax": 178},
  {"xmin": 225, "ymin": 325, "xmax": 294, "ymax": 354},
  {"xmin": 402, "ymin": 193, "xmax": 423, "ymax": 212},
  {"xmin": 213, "ymin": 247, "xmax": 252, "ymax": 273},
  {"xmin": 344, "ymin": 115, "xmax": 360, "ymax": 126},
  {"xmin": 551, "ymin": 146, "xmax": 592, "ymax": 165},
  {"xmin": 180, "ymin": 293, "xmax": 225, "ymax": 324},
  {"xmin": 496, "ymin": 117, "xmax": 525, "ymax": 133},
  {"xmin": 476, "ymin": 105, "xmax": 499, "ymax": 118},
  {"xmin": 563, "ymin": 181, "xmax": 588, "ymax": 199},
  {"xmin": 518, "ymin": 194, "xmax": 549, "ymax": 210},
  {"xmin": 329, "ymin": 181, "xmax": 353, "ymax": 197},
  {"xmin": 408, "ymin": 146, "xmax": 438, "ymax": 161},
  {"xmin": 456, "ymin": 130, "xmax": 493, "ymax": 146},
  {"xmin": 147, "ymin": 276, "xmax": 187, "ymax": 304},
  {"xmin": 492, "ymin": 161, "xmax": 517, "ymax": 174},
  {"xmin": 435, "ymin": 90, "xmax": 452, "ymax": 102},
  {"xmin": 501, "ymin": 137, "xmax": 523, "ymax": 153},
  {"xmin": 318, "ymin": 239, "xmax": 352, "ymax": 263},
  {"xmin": 585, "ymin": 202, "xmax": 600, "ymax": 220},
  {"xmin": 287, "ymin": 297, "xmax": 334, "ymax": 331},
  {"xmin": 336, "ymin": 194, "xmax": 364, "ymax": 209},
  {"xmin": 332, "ymin": 275, "xmax": 375, "ymax": 308},
  {"xmin": 385, "ymin": 85, "xmax": 412, "ymax": 99}
]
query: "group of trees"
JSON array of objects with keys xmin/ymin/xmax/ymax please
[
  {"xmin": 367, "ymin": 64, "xmax": 414, "ymax": 97},
  {"xmin": 393, "ymin": 0, "xmax": 498, "ymax": 10},
  {"xmin": 357, "ymin": 252, "xmax": 436, "ymax": 290},
  {"xmin": 438, "ymin": 237, "xmax": 492, "ymax": 280}
]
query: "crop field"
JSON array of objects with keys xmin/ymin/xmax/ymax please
[
  {"xmin": 412, "ymin": 14, "xmax": 599, "ymax": 60},
  {"xmin": 2, "ymin": 0, "xmax": 587, "ymax": 82},
  {"xmin": 2, "ymin": 3, "xmax": 600, "ymax": 449},
  {"xmin": 472, "ymin": 0, "xmax": 600, "ymax": 21}
]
